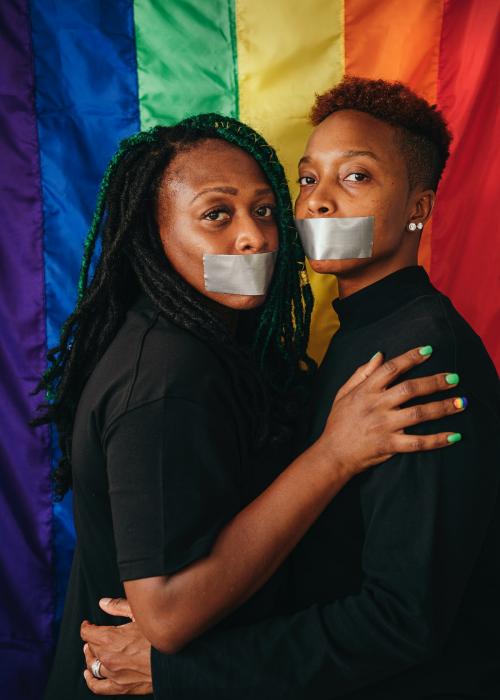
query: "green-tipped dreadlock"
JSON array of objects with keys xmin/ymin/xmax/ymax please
[
  {"xmin": 177, "ymin": 114, "xmax": 314, "ymax": 371},
  {"xmin": 76, "ymin": 130, "xmax": 159, "ymax": 304},
  {"xmin": 76, "ymin": 114, "xmax": 314, "ymax": 374},
  {"xmin": 35, "ymin": 114, "xmax": 315, "ymax": 498}
]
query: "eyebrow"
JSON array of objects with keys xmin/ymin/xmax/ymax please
[
  {"xmin": 190, "ymin": 186, "xmax": 273, "ymax": 204},
  {"xmin": 298, "ymin": 150, "xmax": 380, "ymax": 166},
  {"xmin": 341, "ymin": 149, "xmax": 380, "ymax": 160}
]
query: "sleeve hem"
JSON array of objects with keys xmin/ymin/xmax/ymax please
[
  {"xmin": 119, "ymin": 527, "xmax": 225, "ymax": 582},
  {"xmin": 151, "ymin": 645, "xmax": 173, "ymax": 698}
]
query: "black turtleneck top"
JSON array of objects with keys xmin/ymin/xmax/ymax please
[{"xmin": 153, "ymin": 266, "xmax": 500, "ymax": 699}]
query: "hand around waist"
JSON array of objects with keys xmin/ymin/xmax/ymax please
[{"xmin": 81, "ymin": 597, "xmax": 152, "ymax": 695}]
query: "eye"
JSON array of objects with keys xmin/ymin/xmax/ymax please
[
  {"xmin": 344, "ymin": 172, "xmax": 369, "ymax": 183},
  {"xmin": 255, "ymin": 205, "xmax": 275, "ymax": 218},
  {"xmin": 203, "ymin": 208, "xmax": 231, "ymax": 221},
  {"xmin": 298, "ymin": 176, "xmax": 316, "ymax": 186}
]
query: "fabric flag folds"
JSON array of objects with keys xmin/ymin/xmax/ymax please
[
  {"xmin": 0, "ymin": 2, "xmax": 53, "ymax": 697},
  {"xmin": 0, "ymin": 1, "xmax": 498, "ymax": 697}
]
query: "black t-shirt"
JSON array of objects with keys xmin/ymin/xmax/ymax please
[
  {"xmin": 44, "ymin": 295, "xmax": 284, "ymax": 699},
  {"xmin": 153, "ymin": 267, "xmax": 500, "ymax": 699}
]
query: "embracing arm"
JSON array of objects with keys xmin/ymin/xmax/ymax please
[
  {"xmin": 147, "ymin": 342, "xmax": 499, "ymax": 699},
  {"xmin": 121, "ymin": 348, "xmax": 463, "ymax": 655},
  {"xmin": 125, "ymin": 437, "xmax": 348, "ymax": 654}
]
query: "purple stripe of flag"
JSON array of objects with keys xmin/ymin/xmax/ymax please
[{"xmin": 0, "ymin": 1, "xmax": 53, "ymax": 697}]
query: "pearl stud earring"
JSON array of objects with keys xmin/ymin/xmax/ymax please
[{"xmin": 407, "ymin": 222, "xmax": 424, "ymax": 231}]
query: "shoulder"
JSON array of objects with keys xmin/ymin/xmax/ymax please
[
  {"xmin": 383, "ymin": 292, "xmax": 499, "ymax": 411},
  {"xmin": 84, "ymin": 297, "xmax": 234, "ymax": 433},
  {"xmin": 381, "ymin": 292, "xmax": 492, "ymax": 367},
  {"xmin": 127, "ymin": 306, "xmax": 231, "ymax": 409}
]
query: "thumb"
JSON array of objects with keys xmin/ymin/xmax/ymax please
[
  {"xmin": 335, "ymin": 351, "xmax": 384, "ymax": 400},
  {"xmin": 99, "ymin": 597, "xmax": 134, "ymax": 620}
]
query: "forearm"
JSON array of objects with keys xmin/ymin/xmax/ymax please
[
  {"xmin": 155, "ymin": 409, "xmax": 500, "ymax": 697},
  {"xmin": 126, "ymin": 344, "xmax": 463, "ymax": 654},
  {"xmin": 125, "ymin": 439, "xmax": 350, "ymax": 653},
  {"xmin": 151, "ymin": 595, "xmax": 426, "ymax": 700}
]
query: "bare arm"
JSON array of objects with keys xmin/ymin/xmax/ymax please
[{"xmin": 122, "ymin": 347, "xmax": 464, "ymax": 654}]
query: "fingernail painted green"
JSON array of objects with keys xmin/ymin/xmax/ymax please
[
  {"xmin": 419, "ymin": 345, "xmax": 433, "ymax": 356},
  {"xmin": 447, "ymin": 433, "xmax": 462, "ymax": 444},
  {"xmin": 446, "ymin": 373, "xmax": 460, "ymax": 385}
]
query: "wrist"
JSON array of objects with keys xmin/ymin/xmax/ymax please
[{"xmin": 308, "ymin": 437, "xmax": 353, "ymax": 489}]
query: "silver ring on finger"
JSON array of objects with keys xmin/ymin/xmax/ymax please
[{"xmin": 91, "ymin": 658, "xmax": 105, "ymax": 680}]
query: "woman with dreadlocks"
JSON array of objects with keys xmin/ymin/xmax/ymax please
[{"xmin": 38, "ymin": 114, "xmax": 460, "ymax": 699}]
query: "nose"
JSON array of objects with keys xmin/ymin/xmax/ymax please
[
  {"xmin": 234, "ymin": 217, "xmax": 269, "ymax": 253},
  {"xmin": 305, "ymin": 184, "xmax": 337, "ymax": 217}
]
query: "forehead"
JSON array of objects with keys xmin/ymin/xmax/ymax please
[
  {"xmin": 164, "ymin": 139, "xmax": 269, "ymax": 189},
  {"xmin": 304, "ymin": 109, "xmax": 402, "ymax": 163}
]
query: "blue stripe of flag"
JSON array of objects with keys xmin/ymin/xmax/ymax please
[{"xmin": 30, "ymin": 0, "xmax": 141, "ymax": 624}]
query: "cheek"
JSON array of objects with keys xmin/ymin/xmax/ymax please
[
  {"xmin": 371, "ymin": 194, "xmax": 408, "ymax": 250},
  {"xmin": 294, "ymin": 195, "xmax": 308, "ymax": 218},
  {"xmin": 160, "ymin": 223, "xmax": 206, "ymax": 290}
]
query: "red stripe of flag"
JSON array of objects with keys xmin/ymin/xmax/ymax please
[{"xmin": 431, "ymin": 0, "xmax": 500, "ymax": 370}]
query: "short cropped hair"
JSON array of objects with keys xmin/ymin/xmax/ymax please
[{"xmin": 311, "ymin": 77, "xmax": 452, "ymax": 191}]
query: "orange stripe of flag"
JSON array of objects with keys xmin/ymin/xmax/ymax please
[{"xmin": 343, "ymin": 0, "xmax": 445, "ymax": 271}]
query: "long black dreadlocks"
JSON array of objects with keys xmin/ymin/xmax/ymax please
[{"xmin": 34, "ymin": 113, "xmax": 315, "ymax": 499}]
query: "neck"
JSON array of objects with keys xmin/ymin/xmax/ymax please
[
  {"xmin": 337, "ymin": 252, "xmax": 419, "ymax": 298},
  {"xmin": 332, "ymin": 265, "xmax": 433, "ymax": 333},
  {"xmin": 197, "ymin": 291, "xmax": 239, "ymax": 335}
]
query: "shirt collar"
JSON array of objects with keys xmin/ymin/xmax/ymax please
[{"xmin": 332, "ymin": 266, "xmax": 436, "ymax": 332}]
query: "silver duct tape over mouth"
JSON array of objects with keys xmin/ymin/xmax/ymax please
[
  {"xmin": 203, "ymin": 251, "xmax": 278, "ymax": 295},
  {"xmin": 294, "ymin": 216, "xmax": 374, "ymax": 260}
]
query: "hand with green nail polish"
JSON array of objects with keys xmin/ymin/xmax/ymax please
[
  {"xmin": 321, "ymin": 345, "xmax": 468, "ymax": 476},
  {"xmin": 419, "ymin": 345, "xmax": 433, "ymax": 356}
]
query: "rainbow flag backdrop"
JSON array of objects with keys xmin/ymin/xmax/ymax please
[{"xmin": 1, "ymin": 1, "xmax": 498, "ymax": 697}]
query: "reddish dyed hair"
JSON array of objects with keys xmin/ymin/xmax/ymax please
[{"xmin": 311, "ymin": 77, "xmax": 452, "ymax": 191}]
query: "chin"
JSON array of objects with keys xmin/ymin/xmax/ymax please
[
  {"xmin": 211, "ymin": 292, "xmax": 267, "ymax": 310},
  {"xmin": 308, "ymin": 258, "xmax": 371, "ymax": 276}
]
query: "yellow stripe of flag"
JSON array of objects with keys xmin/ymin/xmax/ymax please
[{"xmin": 236, "ymin": 0, "xmax": 346, "ymax": 362}]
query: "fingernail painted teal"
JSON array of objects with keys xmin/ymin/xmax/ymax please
[
  {"xmin": 446, "ymin": 373, "xmax": 460, "ymax": 385},
  {"xmin": 447, "ymin": 433, "xmax": 462, "ymax": 444},
  {"xmin": 419, "ymin": 345, "xmax": 433, "ymax": 356}
]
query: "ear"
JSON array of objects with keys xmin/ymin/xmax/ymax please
[{"xmin": 407, "ymin": 189, "xmax": 435, "ymax": 228}]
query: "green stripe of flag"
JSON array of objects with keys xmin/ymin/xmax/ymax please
[{"xmin": 134, "ymin": 0, "xmax": 239, "ymax": 128}]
